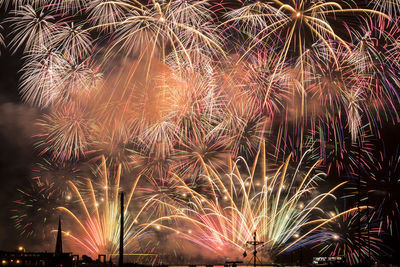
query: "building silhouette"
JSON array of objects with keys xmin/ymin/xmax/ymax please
[
  {"xmin": 55, "ymin": 217, "xmax": 63, "ymax": 256},
  {"xmin": 0, "ymin": 218, "xmax": 72, "ymax": 266}
]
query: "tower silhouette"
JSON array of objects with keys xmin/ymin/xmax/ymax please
[
  {"xmin": 55, "ymin": 217, "xmax": 63, "ymax": 255},
  {"xmin": 119, "ymin": 192, "xmax": 124, "ymax": 267}
]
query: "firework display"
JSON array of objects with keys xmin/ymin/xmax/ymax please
[
  {"xmin": 149, "ymin": 143, "xmax": 349, "ymax": 262},
  {"xmin": 354, "ymin": 142, "xmax": 400, "ymax": 236},
  {"xmin": 57, "ymin": 156, "xmax": 161, "ymax": 261},
  {"xmin": 310, "ymin": 208, "xmax": 385, "ymax": 265},
  {"xmin": 0, "ymin": 0, "xmax": 400, "ymax": 264}
]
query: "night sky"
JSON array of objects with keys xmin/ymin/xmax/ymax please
[{"xmin": 0, "ymin": 39, "xmax": 37, "ymax": 249}]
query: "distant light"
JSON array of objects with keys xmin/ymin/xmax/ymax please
[
  {"xmin": 2, "ymin": 260, "xmax": 7, "ymax": 265},
  {"xmin": 18, "ymin": 246, "xmax": 24, "ymax": 251},
  {"xmin": 293, "ymin": 233, "xmax": 300, "ymax": 239},
  {"xmin": 296, "ymin": 12, "xmax": 301, "ymax": 17},
  {"xmin": 333, "ymin": 234, "xmax": 339, "ymax": 240},
  {"xmin": 223, "ymin": 195, "xmax": 228, "ymax": 200},
  {"xmin": 155, "ymin": 225, "xmax": 161, "ymax": 230},
  {"xmin": 16, "ymin": 260, "xmax": 21, "ymax": 264},
  {"xmin": 66, "ymin": 195, "xmax": 72, "ymax": 201},
  {"xmin": 188, "ymin": 229, "xmax": 192, "ymax": 234}
]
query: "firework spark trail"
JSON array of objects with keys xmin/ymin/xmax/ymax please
[
  {"xmin": 354, "ymin": 143, "xmax": 400, "ymax": 236},
  {"xmin": 303, "ymin": 123, "xmax": 375, "ymax": 175},
  {"xmin": 11, "ymin": 157, "xmax": 89, "ymax": 242},
  {"xmin": 19, "ymin": 46, "xmax": 102, "ymax": 108},
  {"xmin": 0, "ymin": 26, "xmax": 4, "ymax": 55},
  {"xmin": 298, "ymin": 41, "xmax": 374, "ymax": 143},
  {"xmin": 144, "ymin": 141, "xmax": 349, "ymax": 261},
  {"xmin": 34, "ymin": 102, "xmax": 93, "ymax": 162},
  {"xmin": 12, "ymin": 180, "xmax": 66, "ymax": 241},
  {"xmin": 57, "ymin": 156, "xmax": 162, "ymax": 259},
  {"xmin": 49, "ymin": 22, "xmax": 93, "ymax": 60},
  {"xmin": 223, "ymin": 0, "xmax": 389, "ymax": 109},
  {"xmin": 4, "ymin": 0, "xmax": 398, "ymax": 164},
  {"xmin": 309, "ymin": 208, "xmax": 385, "ymax": 265},
  {"xmin": 222, "ymin": 0, "xmax": 392, "ymax": 156},
  {"xmin": 18, "ymin": 46, "xmax": 62, "ymax": 108},
  {"xmin": 87, "ymin": 0, "xmax": 130, "ymax": 32},
  {"xmin": 370, "ymin": 0, "xmax": 400, "ymax": 24},
  {"xmin": 31, "ymin": 158, "xmax": 86, "ymax": 198},
  {"xmin": 88, "ymin": 0, "xmax": 225, "ymax": 70},
  {"xmin": 7, "ymin": 5, "xmax": 56, "ymax": 53}
]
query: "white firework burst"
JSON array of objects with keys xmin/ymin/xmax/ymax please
[
  {"xmin": 19, "ymin": 46, "xmax": 63, "ymax": 107},
  {"xmin": 107, "ymin": 0, "xmax": 223, "ymax": 63},
  {"xmin": 7, "ymin": 5, "xmax": 55, "ymax": 53},
  {"xmin": 19, "ymin": 46, "xmax": 102, "ymax": 107},
  {"xmin": 50, "ymin": 22, "xmax": 93, "ymax": 59},
  {"xmin": 87, "ymin": 0, "xmax": 129, "ymax": 32}
]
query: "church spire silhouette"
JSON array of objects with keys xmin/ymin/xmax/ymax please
[{"xmin": 55, "ymin": 216, "xmax": 63, "ymax": 255}]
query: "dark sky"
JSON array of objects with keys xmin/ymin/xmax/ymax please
[{"xmin": 0, "ymin": 44, "xmax": 38, "ymax": 249}]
